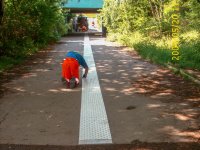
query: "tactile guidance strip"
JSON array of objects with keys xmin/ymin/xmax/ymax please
[{"xmin": 79, "ymin": 35, "xmax": 112, "ymax": 144}]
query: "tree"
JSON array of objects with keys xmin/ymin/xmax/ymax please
[
  {"xmin": 149, "ymin": 0, "xmax": 157, "ymax": 22},
  {"xmin": 0, "ymin": 0, "xmax": 5, "ymax": 25},
  {"xmin": 160, "ymin": 0, "xmax": 164, "ymax": 20},
  {"xmin": 0, "ymin": 0, "xmax": 70, "ymax": 58}
]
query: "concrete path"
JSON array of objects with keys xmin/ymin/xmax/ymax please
[{"xmin": 0, "ymin": 35, "xmax": 199, "ymax": 146}]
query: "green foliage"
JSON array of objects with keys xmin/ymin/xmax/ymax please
[
  {"xmin": 181, "ymin": 0, "xmax": 200, "ymax": 25},
  {"xmin": 0, "ymin": 56, "xmax": 22, "ymax": 73},
  {"xmin": 0, "ymin": 0, "xmax": 70, "ymax": 59},
  {"xmin": 101, "ymin": 0, "xmax": 200, "ymax": 71}
]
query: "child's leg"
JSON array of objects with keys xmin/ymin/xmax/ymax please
[
  {"xmin": 62, "ymin": 59, "xmax": 72, "ymax": 86},
  {"xmin": 70, "ymin": 59, "xmax": 80, "ymax": 87}
]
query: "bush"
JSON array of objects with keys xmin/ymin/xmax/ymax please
[{"xmin": 0, "ymin": 0, "xmax": 70, "ymax": 59}]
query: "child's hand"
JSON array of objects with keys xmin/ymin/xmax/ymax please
[{"xmin": 83, "ymin": 74, "xmax": 87, "ymax": 78}]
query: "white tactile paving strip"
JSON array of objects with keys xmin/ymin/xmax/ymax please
[{"xmin": 79, "ymin": 35, "xmax": 112, "ymax": 145}]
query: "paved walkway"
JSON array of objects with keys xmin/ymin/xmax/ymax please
[{"xmin": 0, "ymin": 35, "xmax": 199, "ymax": 147}]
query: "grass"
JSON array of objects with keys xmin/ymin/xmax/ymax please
[{"xmin": 106, "ymin": 30, "xmax": 200, "ymax": 71}]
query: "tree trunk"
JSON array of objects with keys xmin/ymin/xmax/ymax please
[
  {"xmin": 149, "ymin": 0, "xmax": 157, "ymax": 22},
  {"xmin": 12, "ymin": 0, "xmax": 17, "ymax": 10},
  {"xmin": 154, "ymin": 0, "xmax": 160, "ymax": 22},
  {"xmin": 0, "ymin": 0, "xmax": 5, "ymax": 25},
  {"xmin": 160, "ymin": 0, "xmax": 164, "ymax": 20},
  {"xmin": 155, "ymin": 4, "xmax": 160, "ymax": 22}
]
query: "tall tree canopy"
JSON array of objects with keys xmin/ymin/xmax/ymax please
[{"xmin": 101, "ymin": 0, "xmax": 200, "ymax": 35}]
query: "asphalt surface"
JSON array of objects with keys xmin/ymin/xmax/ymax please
[{"xmin": 0, "ymin": 35, "xmax": 199, "ymax": 149}]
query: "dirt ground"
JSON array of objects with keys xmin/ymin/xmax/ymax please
[
  {"xmin": 0, "ymin": 35, "xmax": 200, "ymax": 149},
  {"xmin": 0, "ymin": 141, "xmax": 200, "ymax": 150},
  {"xmin": 0, "ymin": 45, "xmax": 54, "ymax": 99},
  {"xmin": 124, "ymin": 48, "xmax": 200, "ymax": 106}
]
